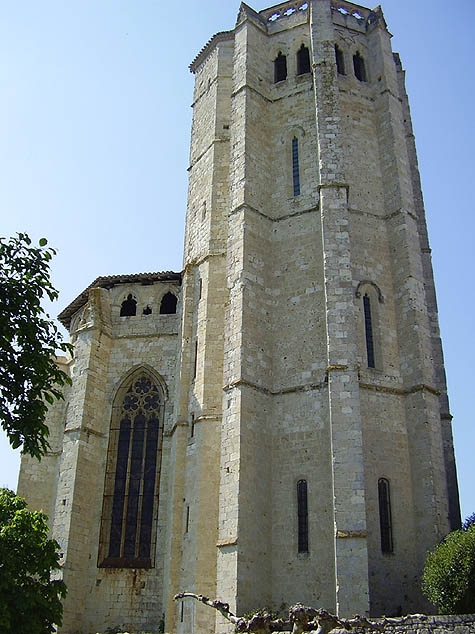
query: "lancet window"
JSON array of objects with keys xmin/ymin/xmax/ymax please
[
  {"xmin": 274, "ymin": 51, "xmax": 288, "ymax": 82},
  {"xmin": 335, "ymin": 44, "xmax": 345, "ymax": 75},
  {"xmin": 296, "ymin": 44, "xmax": 311, "ymax": 75},
  {"xmin": 378, "ymin": 478, "xmax": 393, "ymax": 554},
  {"xmin": 292, "ymin": 137, "xmax": 301, "ymax": 197},
  {"xmin": 353, "ymin": 51, "xmax": 367, "ymax": 82},
  {"xmin": 297, "ymin": 479, "xmax": 309, "ymax": 553},
  {"xmin": 363, "ymin": 293, "xmax": 375, "ymax": 368}
]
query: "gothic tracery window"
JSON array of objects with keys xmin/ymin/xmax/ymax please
[{"xmin": 99, "ymin": 371, "xmax": 163, "ymax": 568}]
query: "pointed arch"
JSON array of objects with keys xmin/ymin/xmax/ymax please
[
  {"xmin": 160, "ymin": 291, "xmax": 177, "ymax": 315},
  {"xmin": 99, "ymin": 366, "xmax": 166, "ymax": 568},
  {"xmin": 296, "ymin": 43, "xmax": 311, "ymax": 75},
  {"xmin": 356, "ymin": 281, "xmax": 383, "ymax": 369},
  {"xmin": 353, "ymin": 50, "xmax": 367, "ymax": 82},
  {"xmin": 274, "ymin": 51, "xmax": 287, "ymax": 82},
  {"xmin": 120, "ymin": 293, "xmax": 137, "ymax": 316}
]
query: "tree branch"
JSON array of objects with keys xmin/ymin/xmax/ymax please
[{"xmin": 174, "ymin": 593, "xmax": 427, "ymax": 634}]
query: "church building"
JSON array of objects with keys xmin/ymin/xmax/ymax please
[{"xmin": 18, "ymin": 1, "xmax": 460, "ymax": 633}]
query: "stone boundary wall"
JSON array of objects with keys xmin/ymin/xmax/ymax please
[
  {"xmin": 103, "ymin": 615, "xmax": 475, "ymax": 634},
  {"xmin": 382, "ymin": 615, "xmax": 475, "ymax": 634}
]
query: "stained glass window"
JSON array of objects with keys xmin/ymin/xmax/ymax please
[{"xmin": 100, "ymin": 372, "xmax": 162, "ymax": 568}]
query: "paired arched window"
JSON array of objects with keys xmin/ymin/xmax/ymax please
[
  {"xmin": 274, "ymin": 51, "xmax": 287, "ymax": 82},
  {"xmin": 378, "ymin": 478, "xmax": 393, "ymax": 553},
  {"xmin": 99, "ymin": 370, "xmax": 164, "ymax": 568},
  {"xmin": 297, "ymin": 479, "xmax": 309, "ymax": 553}
]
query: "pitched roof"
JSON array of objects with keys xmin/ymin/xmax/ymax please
[{"xmin": 58, "ymin": 271, "xmax": 182, "ymax": 329}]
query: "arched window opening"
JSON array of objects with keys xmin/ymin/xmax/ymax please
[
  {"xmin": 99, "ymin": 372, "xmax": 163, "ymax": 568},
  {"xmin": 297, "ymin": 479, "xmax": 309, "ymax": 553},
  {"xmin": 143, "ymin": 305, "xmax": 152, "ymax": 315},
  {"xmin": 297, "ymin": 44, "xmax": 311, "ymax": 75},
  {"xmin": 120, "ymin": 294, "xmax": 137, "ymax": 317},
  {"xmin": 378, "ymin": 478, "xmax": 393, "ymax": 554},
  {"xmin": 160, "ymin": 292, "xmax": 177, "ymax": 315},
  {"xmin": 274, "ymin": 51, "xmax": 287, "ymax": 83},
  {"xmin": 335, "ymin": 44, "xmax": 345, "ymax": 75},
  {"xmin": 363, "ymin": 293, "xmax": 375, "ymax": 368},
  {"xmin": 292, "ymin": 137, "xmax": 301, "ymax": 197},
  {"xmin": 353, "ymin": 51, "xmax": 367, "ymax": 82}
]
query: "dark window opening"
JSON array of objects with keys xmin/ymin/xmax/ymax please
[
  {"xmin": 160, "ymin": 292, "xmax": 177, "ymax": 315},
  {"xmin": 378, "ymin": 478, "xmax": 393, "ymax": 553},
  {"xmin": 353, "ymin": 51, "xmax": 367, "ymax": 82},
  {"xmin": 297, "ymin": 44, "xmax": 311, "ymax": 75},
  {"xmin": 274, "ymin": 51, "xmax": 287, "ymax": 83},
  {"xmin": 335, "ymin": 45, "xmax": 345, "ymax": 75},
  {"xmin": 292, "ymin": 137, "xmax": 301, "ymax": 197},
  {"xmin": 143, "ymin": 305, "xmax": 152, "ymax": 315},
  {"xmin": 363, "ymin": 294, "xmax": 375, "ymax": 368},
  {"xmin": 101, "ymin": 373, "xmax": 161, "ymax": 567},
  {"xmin": 190, "ymin": 413, "xmax": 195, "ymax": 438},
  {"xmin": 297, "ymin": 479, "xmax": 309, "ymax": 553},
  {"xmin": 193, "ymin": 339, "xmax": 198, "ymax": 380},
  {"xmin": 120, "ymin": 294, "xmax": 137, "ymax": 317},
  {"xmin": 198, "ymin": 279, "xmax": 202, "ymax": 300},
  {"xmin": 185, "ymin": 505, "xmax": 190, "ymax": 533}
]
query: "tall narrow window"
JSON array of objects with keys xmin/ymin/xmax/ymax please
[
  {"xmin": 297, "ymin": 479, "xmax": 308, "ymax": 553},
  {"xmin": 160, "ymin": 292, "xmax": 177, "ymax": 314},
  {"xmin": 378, "ymin": 478, "xmax": 393, "ymax": 553},
  {"xmin": 296, "ymin": 44, "xmax": 311, "ymax": 75},
  {"xmin": 353, "ymin": 51, "xmax": 367, "ymax": 82},
  {"xmin": 192, "ymin": 339, "xmax": 198, "ymax": 380},
  {"xmin": 363, "ymin": 293, "xmax": 375, "ymax": 368},
  {"xmin": 292, "ymin": 137, "xmax": 301, "ymax": 197},
  {"xmin": 274, "ymin": 51, "xmax": 287, "ymax": 83},
  {"xmin": 100, "ymin": 371, "xmax": 163, "ymax": 567},
  {"xmin": 335, "ymin": 44, "xmax": 345, "ymax": 75}
]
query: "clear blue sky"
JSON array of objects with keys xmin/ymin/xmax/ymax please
[{"xmin": 1, "ymin": 1, "xmax": 474, "ymax": 522}]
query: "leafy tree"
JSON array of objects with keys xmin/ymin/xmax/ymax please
[
  {"xmin": 0, "ymin": 488, "xmax": 67, "ymax": 633},
  {"xmin": 422, "ymin": 519, "xmax": 475, "ymax": 614},
  {"xmin": 0, "ymin": 233, "xmax": 71, "ymax": 458}
]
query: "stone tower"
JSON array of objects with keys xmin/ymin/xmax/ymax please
[{"xmin": 18, "ymin": 1, "xmax": 460, "ymax": 633}]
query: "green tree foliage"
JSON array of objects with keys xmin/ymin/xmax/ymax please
[
  {"xmin": 0, "ymin": 233, "xmax": 71, "ymax": 458},
  {"xmin": 0, "ymin": 488, "xmax": 67, "ymax": 633},
  {"xmin": 422, "ymin": 520, "xmax": 475, "ymax": 614}
]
